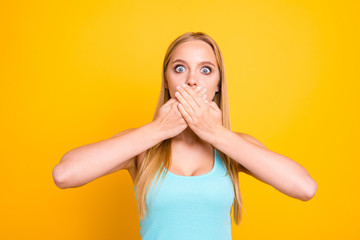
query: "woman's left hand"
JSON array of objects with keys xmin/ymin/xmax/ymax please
[{"xmin": 174, "ymin": 84, "xmax": 224, "ymax": 143}]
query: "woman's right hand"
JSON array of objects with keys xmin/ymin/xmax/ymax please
[{"xmin": 153, "ymin": 97, "xmax": 188, "ymax": 139}]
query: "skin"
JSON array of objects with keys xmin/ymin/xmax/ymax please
[
  {"xmin": 54, "ymin": 40, "xmax": 317, "ymax": 200},
  {"xmin": 124, "ymin": 39, "xmax": 317, "ymax": 200},
  {"xmin": 147, "ymin": 39, "xmax": 227, "ymax": 177},
  {"xmin": 156, "ymin": 40, "xmax": 317, "ymax": 200},
  {"xmin": 165, "ymin": 39, "xmax": 222, "ymax": 148}
]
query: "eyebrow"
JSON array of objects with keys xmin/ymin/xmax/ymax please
[{"xmin": 171, "ymin": 59, "xmax": 216, "ymax": 68}]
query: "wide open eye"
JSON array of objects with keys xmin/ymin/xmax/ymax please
[
  {"xmin": 174, "ymin": 65, "xmax": 185, "ymax": 73},
  {"xmin": 201, "ymin": 66, "xmax": 212, "ymax": 74}
]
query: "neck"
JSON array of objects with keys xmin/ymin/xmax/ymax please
[{"xmin": 172, "ymin": 126, "xmax": 204, "ymax": 146}]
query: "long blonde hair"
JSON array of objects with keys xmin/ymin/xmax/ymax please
[{"xmin": 134, "ymin": 31, "xmax": 247, "ymax": 226}]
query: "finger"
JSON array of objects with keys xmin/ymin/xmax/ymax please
[
  {"xmin": 177, "ymin": 102, "xmax": 193, "ymax": 123},
  {"xmin": 189, "ymin": 86, "xmax": 207, "ymax": 106},
  {"xmin": 175, "ymin": 89, "xmax": 196, "ymax": 116},
  {"xmin": 196, "ymin": 89, "xmax": 208, "ymax": 109},
  {"xmin": 177, "ymin": 85, "xmax": 208, "ymax": 111},
  {"xmin": 195, "ymin": 86, "xmax": 207, "ymax": 98},
  {"xmin": 179, "ymin": 85, "xmax": 201, "ymax": 112},
  {"xmin": 187, "ymin": 86, "xmax": 208, "ymax": 109}
]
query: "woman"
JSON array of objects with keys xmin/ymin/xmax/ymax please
[{"xmin": 53, "ymin": 32, "xmax": 317, "ymax": 240}]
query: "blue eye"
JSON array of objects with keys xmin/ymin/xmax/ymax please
[
  {"xmin": 174, "ymin": 65, "xmax": 212, "ymax": 74},
  {"xmin": 174, "ymin": 65, "xmax": 185, "ymax": 73},
  {"xmin": 201, "ymin": 66, "xmax": 212, "ymax": 74}
]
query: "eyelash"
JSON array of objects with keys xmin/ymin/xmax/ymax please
[{"xmin": 174, "ymin": 64, "xmax": 212, "ymax": 74}]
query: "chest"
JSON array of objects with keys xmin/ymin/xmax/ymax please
[
  {"xmin": 138, "ymin": 149, "xmax": 235, "ymax": 227},
  {"xmin": 167, "ymin": 152, "xmax": 215, "ymax": 177},
  {"xmin": 129, "ymin": 148, "xmax": 215, "ymax": 183}
]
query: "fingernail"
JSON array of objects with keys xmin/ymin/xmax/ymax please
[
  {"xmin": 182, "ymin": 84, "xmax": 187, "ymax": 88},
  {"xmin": 203, "ymin": 88, "xmax": 207, "ymax": 92},
  {"xmin": 176, "ymin": 85, "xmax": 181, "ymax": 90}
]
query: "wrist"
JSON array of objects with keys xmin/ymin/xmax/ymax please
[
  {"xmin": 147, "ymin": 121, "xmax": 168, "ymax": 142},
  {"xmin": 211, "ymin": 126, "xmax": 231, "ymax": 148}
]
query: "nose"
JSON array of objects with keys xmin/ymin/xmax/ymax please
[{"xmin": 185, "ymin": 71, "xmax": 198, "ymax": 88}]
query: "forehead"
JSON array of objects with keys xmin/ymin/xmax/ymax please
[{"xmin": 171, "ymin": 40, "xmax": 217, "ymax": 63}]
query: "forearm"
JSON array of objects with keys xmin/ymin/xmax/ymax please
[
  {"xmin": 53, "ymin": 122, "xmax": 165, "ymax": 188},
  {"xmin": 212, "ymin": 127, "xmax": 316, "ymax": 201}
]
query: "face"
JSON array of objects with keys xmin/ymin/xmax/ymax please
[{"xmin": 165, "ymin": 40, "xmax": 220, "ymax": 102}]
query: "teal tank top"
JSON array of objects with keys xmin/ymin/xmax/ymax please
[{"xmin": 134, "ymin": 148, "xmax": 235, "ymax": 240}]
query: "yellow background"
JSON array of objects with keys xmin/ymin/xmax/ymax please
[{"xmin": 1, "ymin": 0, "xmax": 359, "ymax": 239}]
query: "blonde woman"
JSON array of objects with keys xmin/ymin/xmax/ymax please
[{"xmin": 53, "ymin": 32, "xmax": 317, "ymax": 240}]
